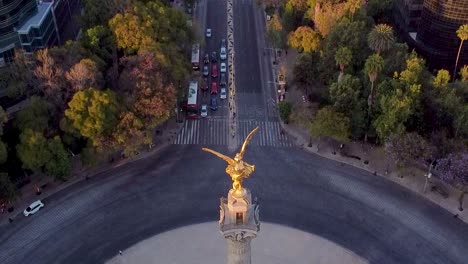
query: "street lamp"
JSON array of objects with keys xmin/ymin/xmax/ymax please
[{"xmin": 423, "ymin": 162, "xmax": 435, "ymax": 193}]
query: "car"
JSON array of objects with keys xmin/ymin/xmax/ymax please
[
  {"xmin": 220, "ymin": 73, "xmax": 227, "ymax": 86},
  {"xmin": 202, "ymin": 65, "xmax": 209, "ymax": 76},
  {"xmin": 23, "ymin": 200, "xmax": 44, "ymax": 217},
  {"xmin": 211, "ymin": 64, "xmax": 218, "ymax": 78},
  {"xmin": 211, "ymin": 51, "xmax": 217, "ymax": 62},
  {"xmin": 210, "ymin": 95, "xmax": 218, "ymax": 111},
  {"xmin": 220, "ymin": 62, "xmax": 227, "ymax": 73},
  {"xmin": 206, "ymin": 28, "xmax": 212, "ymax": 38},
  {"xmin": 201, "ymin": 104, "xmax": 208, "ymax": 117},
  {"xmin": 220, "ymin": 88, "xmax": 227, "ymax": 99},
  {"xmin": 203, "ymin": 54, "xmax": 210, "ymax": 64},
  {"xmin": 221, "ymin": 38, "xmax": 227, "ymax": 48},
  {"xmin": 202, "ymin": 78, "xmax": 209, "ymax": 91},
  {"xmin": 220, "ymin": 47, "xmax": 227, "ymax": 60},
  {"xmin": 186, "ymin": 7, "xmax": 192, "ymax": 14},
  {"xmin": 211, "ymin": 82, "xmax": 218, "ymax": 94}
]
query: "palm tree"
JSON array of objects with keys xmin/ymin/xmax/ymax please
[
  {"xmin": 335, "ymin": 47, "xmax": 352, "ymax": 82},
  {"xmin": 364, "ymin": 54, "xmax": 384, "ymax": 109},
  {"xmin": 453, "ymin": 24, "xmax": 468, "ymax": 80},
  {"xmin": 368, "ymin": 24, "xmax": 395, "ymax": 54}
]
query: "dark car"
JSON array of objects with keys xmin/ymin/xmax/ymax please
[
  {"xmin": 202, "ymin": 78, "xmax": 209, "ymax": 91},
  {"xmin": 221, "ymin": 38, "xmax": 226, "ymax": 48},
  {"xmin": 211, "ymin": 82, "xmax": 218, "ymax": 94},
  {"xmin": 210, "ymin": 95, "xmax": 218, "ymax": 111},
  {"xmin": 220, "ymin": 73, "xmax": 227, "ymax": 87},
  {"xmin": 211, "ymin": 64, "xmax": 218, "ymax": 78},
  {"xmin": 203, "ymin": 54, "xmax": 210, "ymax": 64},
  {"xmin": 211, "ymin": 51, "xmax": 217, "ymax": 62}
]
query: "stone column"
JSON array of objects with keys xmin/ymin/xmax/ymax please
[{"xmin": 220, "ymin": 188, "xmax": 260, "ymax": 264}]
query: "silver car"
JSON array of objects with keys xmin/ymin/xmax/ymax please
[
  {"xmin": 220, "ymin": 88, "xmax": 227, "ymax": 100},
  {"xmin": 24, "ymin": 200, "xmax": 44, "ymax": 216}
]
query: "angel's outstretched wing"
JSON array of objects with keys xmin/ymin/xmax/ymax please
[
  {"xmin": 239, "ymin": 127, "xmax": 259, "ymax": 158},
  {"xmin": 202, "ymin": 148, "xmax": 235, "ymax": 165}
]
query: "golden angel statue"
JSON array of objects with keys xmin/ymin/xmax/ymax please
[{"xmin": 202, "ymin": 127, "xmax": 259, "ymax": 197}]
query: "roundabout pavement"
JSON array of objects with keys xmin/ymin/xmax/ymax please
[{"xmin": 1, "ymin": 144, "xmax": 468, "ymax": 264}]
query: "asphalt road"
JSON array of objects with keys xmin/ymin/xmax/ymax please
[
  {"xmin": 1, "ymin": 0, "xmax": 468, "ymax": 263},
  {"xmin": 1, "ymin": 145, "xmax": 468, "ymax": 264}
]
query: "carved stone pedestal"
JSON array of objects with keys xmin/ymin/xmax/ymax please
[{"xmin": 220, "ymin": 188, "xmax": 260, "ymax": 264}]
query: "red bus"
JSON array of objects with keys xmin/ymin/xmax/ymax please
[
  {"xmin": 191, "ymin": 44, "xmax": 200, "ymax": 70},
  {"xmin": 186, "ymin": 81, "xmax": 199, "ymax": 118}
]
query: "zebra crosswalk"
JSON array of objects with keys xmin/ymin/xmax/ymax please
[{"xmin": 173, "ymin": 118, "xmax": 293, "ymax": 147}]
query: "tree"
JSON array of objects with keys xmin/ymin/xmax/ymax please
[
  {"xmin": 278, "ymin": 101, "xmax": 293, "ymax": 123},
  {"xmin": 437, "ymin": 151, "xmax": 468, "ymax": 210},
  {"xmin": 17, "ymin": 129, "xmax": 51, "ymax": 171},
  {"xmin": 367, "ymin": 24, "xmax": 395, "ymax": 55},
  {"xmin": 113, "ymin": 111, "xmax": 151, "ymax": 157},
  {"xmin": 0, "ymin": 106, "xmax": 7, "ymax": 136},
  {"xmin": 45, "ymin": 137, "xmax": 72, "ymax": 181},
  {"xmin": 288, "ymin": 26, "xmax": 321, "ymax": 53},
  {"xmin": 364, "ymin": 54, "xmax": 384, "ymax": 109},
  {"xmin": 64, "ymin": 88, "xmax": 119, "ymax": 147},
  {"xmin": 66, "ymin": 58, "xmax": 103, "ymax": 92},
  {"xmin": 385, "ymin": 132, "xmax": 434, "ymax": 167},
  {"xmin": 313, "ymin": 1, "xmax": 348, "ymax": 37},
  {"xmin": 329, "ymin": 74, "xmax": 362, "ymax": 112},
  {"xmin": 346, "ymin": 0, "xmax": 362, "ymax": 20},
  {"xmin": 433, "ymin": 69, "xmax": 451, "ymax": 89},
  {"xmin": 0, "ymin": 173, "xmax": 16, "ymax": 205},
  {"xmin": 460, "ymin": 65, "xmax": 468, "ymax": 82},
  {"xmin": 453, "ymin": 24, "xmax": 468, "ymax": 80},
  {"xmin": 293, "ymin": 52, "xmax": 320, "ymax": 89},
  {"xmin": 119, "ymin": 52, "xmax": 177, "ymax": 128},
  {"xmin": 33, "ymin": 49, "xmax": 66, "ymax": 107},
  {"xmin": 3, "ymin": 49, "xmax": 33, "ymax": 98},
  {"xmin": 334, "ymin": 47, "xmax": 352, "ymax": 82},
  {"xmin": 0, "ymin": 141, "xmax": 7, "ymax": 164},
  {"xmin": 267, "ymin": 14, "xmax": 286, "ymax": 57},
  {"xmin": 310, "ymin": 106, "xmax": 351, "ymax": 142},
  {"xmin": 16, "ymin": 96, "xmax": 52, "ymax": 133}
]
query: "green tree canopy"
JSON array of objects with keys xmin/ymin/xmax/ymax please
[
  {"xmin": 0, "ymin": 173, "xmax": 16, "ymax": 204},
  {"xmin": 45, "ymin": 137, "xmax": 72, "ymax": 181},
  {"xmin": 310, "ymin": 106, "xmax": 351, "ymax": 142},
  {"xmin": 0, "ymin": 141, "xmax": 7, "ymax": 164},
  {"xmin": 329, "ymin": 74, "xmax": 362, "ymax": 112},
  {"xmin": 65, "ymin": 88, "xmax": 118, "ymax": 146},
  {"xmin": 16, "ymin": 96, "xmax": 52, "ymax": 133},
  {"xmin": 17, "ymin": 129, "xmax": 51, "ymax": 171}
]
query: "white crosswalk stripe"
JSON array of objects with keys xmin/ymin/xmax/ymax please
[
  {"xmin": 174, "ymin": 119, "xmax": 292, "ymax": 147},
  {"xmin": 237, "ymin": 120, "xmax": 293, "ymax": 147}
]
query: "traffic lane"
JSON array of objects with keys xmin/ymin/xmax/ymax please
[
  {"xmin": 205, "ymin": 0, "xmax": 227, "ymax": 117},
  {"xmin": 2, "ymin": 145, "xmax": 468, "ymax": 264},
  {"xmin": 233, "ymin": 0, "xmax": 266, "ymax": 118}
]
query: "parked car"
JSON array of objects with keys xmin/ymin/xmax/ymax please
[
  {"xmin": 203, "ymin": 54, "xmax": 210, "ymax": 64},
  {"xmin": 220, "ymin": 73, "xmax": 227, "ymax": 86},
  {"xmin": 202, "ymin": 65, "xmax": 209, "ymax": 76},
  {"xmin": 211, "ymin": 64, "xmax": 218, "ymax": 78},
  {"xmin": 202, "ymin": 78, "xmax": 209, "ymax": 91},
  {"xmin": 23, "ymin": 200, "xmax": 44, "ymax": 217},
  {"xmin": 221, "ymin": 38, "xmax": 227, "ymax": 48},
  {"xmin": 201, "ymin": 104, "xmax": 208, "ymax": 117},
  {"xmin": 220, "ymin": 47, "xmax": 227, "ymax": 60},
  {"xmin": 211, "ymin": 82, "xmax": 218, "ymax": 94},
  {"xmin": 220, "ymin": 88, "xmax": 227, "ymax": 99},
  {"xmin": 206, "ymin": 28, "xmax": 212, "ymax": 38},
  {"xmin": 210, "ymin": 95, "xmax": 218, "ymax": 111},
  {"xmin": 211, "ymin": 51, "xmax": 217, "ymax": 62},
  {"xmin": 220, "ymin": 62, "xmax": 227, "ymax": 73}
]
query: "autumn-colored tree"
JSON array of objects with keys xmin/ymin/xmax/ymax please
[
  {"xmin": 334, "ymin": 47, "xmax": 352, "ymax": 82},
  {"xmin": 453, "ymin": 24, "xmax": 468, "ymax": 80},
  {"xmin": 346, "ymin": 0, "xmax": 363, "ymax": 20},
  {"xmin": 66, "ymin": 58, "xmax": 103, "ymax": 92},
  {"xmin": 288, "ymin": 26, "xmax": 321, "ymax": 53},
  {"xmin": 64, "ymin": 88, "xmax": 119, "ymax": 147},
  {"xmin": 113, "ymin": 111, "xmax": 151, "ymax": 157},
  {"xmin": 433, "ymin": 69, "xmax": 451, "ymax": 89},
  {"xmin": 34, "ymin": 49, "xmax": 66, "ymax": 107},
  {"xmin": 313, "ymin": 1, "xmax": 348, "ymax": 37},
  {"xmin": 460, "ymin": 65, "xmax": 468, "ymax": 82},
  {"xmin": 267, "ymin": 14, "xmax": 286, "ymax": 53},
  {"xmin": 367, "ymin": 24, "xmax": 395, "ymax": 54}
]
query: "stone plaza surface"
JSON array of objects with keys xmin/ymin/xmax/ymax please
[{"xmin": 106, "ymin": 222, "xmax": 367, "ymax": 264}]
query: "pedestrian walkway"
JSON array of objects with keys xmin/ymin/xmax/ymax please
[{"xmin": 173, "ymin": 118, "xmax": 292, "ymax": 147}]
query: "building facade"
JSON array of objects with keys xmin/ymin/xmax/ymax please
[
  {"xmin": 0, "ymin": 0, "xmax": 38, "ymax": 65},
  {"xmin": 394, "ymin": 0, "xmax": 468, "ymax": 72}
]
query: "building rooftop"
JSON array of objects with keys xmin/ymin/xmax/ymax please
[{"xmin": 17, "ymin": 2, "xmax": 52, "ymax": 34}]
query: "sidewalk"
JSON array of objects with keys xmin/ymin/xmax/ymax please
[
  {"xmin": 272, "ymin": 50, "xmax": 468, "ymax": 224},
  {"xmin": 0, "ymin": 118, "xmax": 184, "ymax": 227}
]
